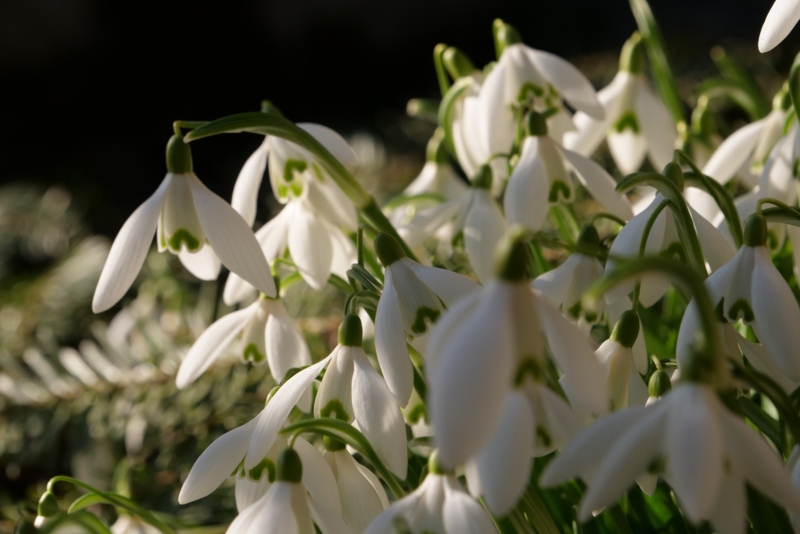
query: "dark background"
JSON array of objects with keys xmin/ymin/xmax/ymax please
[{"xmin": 0, "ymin": 0, "xmax": 795, "ymax": 235}]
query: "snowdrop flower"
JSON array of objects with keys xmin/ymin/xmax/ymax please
[
  {"xmin": 564, "ymin": 34, "xmax": 676, "ymax": 175},
  {"xmin": 541, "ymin": 382, "xmax": 800, "ymax": 533},
  {"xmin": 175, "ymin": 294, "xmax": 311, "ymax": 389},
  {"xmin": 533, "ymin": 225, "xmax": 605, "ymax": 322},
  {"xmin": 374, "ymin": 233, "xmax": 481, "ymax": 406},
  {"xmin": 228, "ymin": 446, "xmax": 355, "ymax": 534},
  {"xmin": 682, "ymin": 214, "xmax": 800, "ymax": 381},
  {"xmin": 92, "ymin": 135, "xmax": 276, "ymax": 313},
  {"xmin": 594, "ymin": 311, "xmax": 649, "ymax": 410},
  {"xmin": 427, "ymin": 229, "xmax": 608, "ymax": 471},
  {"xmin": 506, "ymin": 113, "xmax": 633, "ymax": 232},
  {"xmin": 224, "ymin": 180, "xmax": 357, "ymax": 303},
  {"xmin": 365, "ymin": 452, "xmax": 498, "ymax": 534},
  {"xmin": 323, "ymin": 448, "xmax": 389, "ymax": 532},
  {"xmin": 759, "ymin": 0, "xmax": 800, "ymax": 52}
]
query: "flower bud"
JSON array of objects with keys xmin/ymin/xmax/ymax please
[
  {"xmin": 610, "ymin": 310, "xmax": 640, "ymax": 348},
  {"xmin": 574, "ymin": 225, "xmax": 601, "ymax": 257},
  {"xmin": 37, "ymin": 491, "xmax": 59, "ymax": 518},
  {"xmin": 494, "ymin": 226, "xmax": 530, "ymax": 282},
  {"xmin": 648, "ymin": 369, "xmax": 672, "ymax": 397},
  {"xmin": 471, "ymin": 164, "xmax": 493, "ymax": 191}
]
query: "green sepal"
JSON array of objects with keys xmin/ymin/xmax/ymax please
[
  {"xmin": 166, "ymin": 135, "xmax": 193, "ymax": 174},
  {"xmin": 374, "ymin": 233, "xmax": 406, "ymax": 267},
  {"xmin": 443, "ymin": 47, "xmax": 475, "ymax": 80},
  {"xmin": 493, "ymin": 19, "xmax": 521, "ymax": 59},
  {"xmin": 610, "ymin": 310, "xmax": 640, "ymax": 348},
  {"xmin": 276, "ymin": 448, "xmax": 303, "ymax": 483},
  {"xmin": 526, "ymin": 111, "xmax": 548, "ymax": 137},
  {"xmin": 338, "ymin": 313, "xmax": 363, "ymax": 347},
  {"xmin": 744, "ymin": 214, "xmax": 768, "ymax": 247}
]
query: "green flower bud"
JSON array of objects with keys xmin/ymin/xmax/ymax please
[
  {"xmin": 37, "ymin": 491, "xmax": 59, "ymax": 518},
  {"xmin": 276, "ymin": 448, "xmax": 303, "ymax": 483},
  {"xmin": 493, "ymin": 19, "xmax": 521, "ymax": 58},
  {"xmin": 338, "ymin": 314, "xmax": 363, "ymax": 347},
  {"xmin": 443, "ymin": 47, "xmax": 475, "ymax": 80},
  {"xmin": 374, "ymin": 233, "xmax": 406, "ymax": 267},
  {"xmin": 648, "ymin": 369, "xmax": 672, "ymax": 397},
  {"xmin": 166, "ymin": 134, "xmax": 193, "ymax": 174},
  {"xmin": 574, "ymin": 225, "xmax": 601, "ymax": 257},
  {"xmin": 610, "ymin": 310, "xmax": 641, "ymax": 348},
  {"xmin": 744, "ymin": 214, "xmax": 768, "ymax": 247}
]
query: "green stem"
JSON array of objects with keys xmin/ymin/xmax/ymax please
[
  {"xmin": 433, "ymin": 44, "xmax": 451, "ymax": 97},
  {"xmin": 589, "ymin": 212, "xmax": 628, "ymax": 227},
  {"xmin": 631, "ymin": 199, "xmax": 669, "ymax": 310}
]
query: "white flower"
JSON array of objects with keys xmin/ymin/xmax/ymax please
[
  {"xmin": 175, "ymin": 295, "xmax": 311, "ymax": 389},
  {"xmin": 593, "ymin": 311, "xmax": 648, "ymax": 410},
  {"xmin": 374, "ymin": 234, "xmax": 481, "ymax": 406},
  {"xmin": 759, "ymin": 0, "xmax": 800, "ymax": 52},
  {"xmin": 506, "ymin": 127, "xmax": 632, "ymax": 233},
  {"xmin": 324, "ymin": 449, "xmax": 389, "ymax": 532},
  {"xmin": 564, "ymin": 36, "xmax": 675, "ymax": 175},
  {"xmin": 92, "ymin": 136, "xmax": 276, "ymax": 313},
  {"xmin": 365, "ymin": 460, "xmax": 498, "ymax": 534},
  {"xmin": 541, "ymin": 382, "xmax": 800, "ymax": 532}
]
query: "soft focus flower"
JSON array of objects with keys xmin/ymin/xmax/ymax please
[
  {"xmin": 593, "ymin": 311, "xmax": 648, "ymax": 410},
  {"xmin": 93, "ymin": 135, "xmax": 276, "ymax": 313},
  {"xmin": 759, "ymin": 0, "xmax": 800, "ymax": 52}
]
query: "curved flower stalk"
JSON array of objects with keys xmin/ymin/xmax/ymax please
[
  {"xmin": 224, "ymin": 180, "xmax": 357, "ymax": 303},
  {"xmin": 231, "ymin": 120, "xmax": 358, "ymax": 227},
  {"xmin": 427, "ymin": 230, "xmax": 608, "ymax": 475},
  {"xmin": 505, "ymin": 113, "xmax": 633, "ymax": 233},
  {"xmin": 92, "ymin": 135, "xmax": 276, "ymax": 313},
  {"xmin": 760, "ymin": 0, "xmax": 800, "ymax": 52},
  {"xmin": 374, "ymin": 233, "xmax": 481, "ymax": 406},
  {"xmin": 564, "ymin": 33, "xmax": 676, "ymax": 175},
  {"xmin": 365, "ymin": 452, "xmax": 498, "ymax": 534},
  {"xmin": 541, "ymin": 382, "xmax": 800, "ymax": 533},
  {"xmin": 175, "ymin": 294, "xmax": 311, "ymax": 389}
]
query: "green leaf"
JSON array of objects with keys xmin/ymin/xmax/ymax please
[
  {"xmin": 696, "ymin": 77, "xmax": 767, "ymax": 122},
  {"xmin": 67, "ymin": 493, "xmax": 107, "ymax": 513},
  {"xmin": 682, "ymin": 169, "xmax": 743, "ymax": 248}
]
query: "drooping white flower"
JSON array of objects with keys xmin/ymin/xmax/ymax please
[
  {"xmin": 593, "ymin": 311, "xmax": 649, "ymax": 410},
  {"xmin": 427, "ymin": 232, "xmax": 608, "ymax": 471},
  {"xmin": 365, "ymin": 453, "xmax": 498, "ymax": 534},
  {"xmin": 175, "ymin": 295, "xmax": 311, "ymax": 389},
  {"xmin": 92, "ymin": 135, "xmax": 276, "ymax": 313},
  {"xmin": 759, "ymin": 0, "xmax": 800, "ymax": 52},
  {"xmin": 564, "ymin": 34, "xmax": 676, "ymax": 175},
  {"xmin": 374, "ymin": 233, "xmax": 481, "ymax": 406},
  {"xmin": 324, "ymin": 449, "xmax": 389, "ymax": 532},
  {"xmin": 541, "ymin": 382, "xmax": 800, "ymax": 532}
]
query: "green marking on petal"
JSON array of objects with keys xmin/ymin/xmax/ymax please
[
  {"xmin": 535, "ymin": 426, "xmax": 552, "ymax": 448},
  {"xmin": 232, "ymin": 459, "xmax": 245, "ymax": 477},
  {"xmin": 248, "ymin": 458, "xmax": 276, "ymax": 482},
  {"xmin": 290, "ymin": 182, "xmax": 303, "ymax": 197},
  {"xmin": 320, "ymin": 399, "xmax": 350, "ymax": 421},
  {"xmin": 411, "ymin": 306, "xmax": 441, "ymax": 335},
  {"xmin": 518, "ymin": 82, "xmax": 545, "ymax": 102},
  {"xmin": 408, "ymin": 404, "xmax": 428, "ymax": 424},
  {"xmin": 515, "ymin": 358, "xmax": 543, "ymax": 386},
  {"xmin": 614, "ymin": 111, "xmax": 640, "ymax": 134},
  {"xmin": 728, "ymin": 299, "xmax": 755, "ymax": 323},
  {"xmin": 567, "ymin": 301, "xmax": 582, "ymax": 320},
  {"xmin": 243, "ymin": 343, "xmax": 265, "ymax": 364},
  {"xmin": 168, "ymin": 229, "xmax": 201, "ymax": 252},
  {"xmin": 548, "ymin": 180, "xmax": 572, "ymax": 203},
  {"xmin": 283, "ymin": 159, "xmax": 308, "ymax": 183}
]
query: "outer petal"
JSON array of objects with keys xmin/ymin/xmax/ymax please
[
  {"xmin": 232, "ymin": 138, "xmax": 269, "ymax": 227},
  {"xmin": 298, "ymin": 123, "xmax": 358, "ymax": 168},
  {"xmin": 690, "ymin": 205, "xmax": 735, "ymax": 272},
  {"xmin": 608, "ymin": 129, "xmax": 648, "ymax": 176},
  {"xmin": 178, "ymin": 245, "xmax": 222, "ymax": 281},
  {"xmin": 176, "ymin": 303, "xmax": 256, "ymax": 389},
  {"xmin": 525, "ymin": 48, "xmax": 604, "ymax": 119},
  {"xmin": 364, "ymin": 488, "xmax": 424, "ymax": 534},
  {"xmin": 294, "ymin": 437, "xmax": 343, "ymax": 516},
  {"xmin": 702, "ymin": 120, "xmax": 765, "ymax": 184},
  {"xmin": 374, "ymin": 270, "xmax": 414, "ymax": 407},
  {"xmin": 442, "ymin": 476, "xmax": 499, "ymax": 534},
  {"xmin": 707, "ymin": 472, "xmax": 747, "ymax": 534},
  {"xmin": 178, "ymin": 418, "xmax": 257, "ymax": 504},
  {"xmin": 424, "ymin": 287, "xmax": 483, "ymax": 385},
  {"xmin": 430, "ymin": 282, "xmax": 515, "ymax": 469},
  {"xmin": 562, "ymin": 146, "xmax": 633, "ymax": 220},
  {"xmin": 563, "ymin": 72, "xmax": 627, "ymax": 156},
  {"xmin": 504, "ymin": 136, "xmax": 550, "ymax": 232},
  {"xmin": 751, "ymin": 246, "xmax": 800, "ymax": 380},
  {"xmin": 92, "ymin": 175, "xmax": 169, "ymax": 313},
  {"xmin": 636, "ymin": 83, "xmax": 677, "ymax": 172},
  {"xmin": 332, "ymin": 451, "xmax": 385, "ymax": 532},
  {"xmin": 759, "ymin": 0, "xmax": 800, "ymax": 52},
  {"xmin": 402, "ymin": 259, "xmax": 480, "ymax": 307},
  {"xmin": 352, "ymin": 348, "xmax": 408, "ymax": 478},
  {"xmin": 464, "ymin": 190, "xmax": 507, "ymax": 283},
  {"xmin": 472, "ymin": 391, "xmax": 533, "ymax": 516},
  {"xmin": 288, "ymin": 204, "xmax": 334, "ymax": 290},
  {"xmin": 187, "ymin": 174, "xmax": 276, "ymax": 297},
  {"xmin": 238, "ymin": 482, "xmax": 299, "ymax": 534},
  {"xmin": 266, "ymin": 301, "xmax": 312, "ymax": 382},
  {"xmin": 245, "ymin": 356, "xmax": 331, "ymax": 470}
]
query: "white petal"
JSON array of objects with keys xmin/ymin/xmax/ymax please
[
  {"xmin": 178, "ymin": 418, "xmax": 257, "ymax": 504},
  {"xmin": 266, "ymin": 301, "xmax": 312, "ymax": 382},
  {"xmin": 664, "ymin": 385, "xmax": 723, "ymax": 523},
  {"xmin": 288, "ymin": 204, "xmax": 334, "ymax": 290},
  {"xmin": 608, "ymin": 129, "xmax": 648, "ymax": 175},
  {"xmin": 299, "ymin": 123, "xmax": 358, "ymax": 168},
  {"xmin": 504, "ymin": 136, "xmax": 550, "ymax": 232},
  {"xmin": 563, "ymin": 72, "xmax": 628, "ymax": 155},
  {"xmin": 401, "ymin": 259, "xmax": 480, "ymax": 307},
  {"xmin": 294, "ymin": 437, "xmax": 343, "ymax": 516},
  {"xmin": 473, "ymin": 391, "xmax": 533, "ymax": 516},
  {"xmin": 232, "ymin": 138, "xmax": 269, "ymax": 227},
  {"xmin": 306, "ymin": 177, "xmax": 358, "ymax": 231},
  {"xmin": 333, "ymin": 451, "xmax": 385, "ymax": 532},
  {"xmin": 751, "ymin": 246, "xmax": 800, "ymax": 381},
  {"xmin": 235, "ymin": 437, "xmax": 285, "ymax": 512},
  {"xmin": 424, "ymin": 287, "xmax": 483, "ymax": 386},
  {"xmin": 315, "ymin": 346, "xmax": 355, "ymax": 421},
  {"xmin": 241, "ymin": 482, "xmax": 299, "ymax": 534},
  {"xmin": 187, "ymin": 174, "xmax": 276, "ymax": 297},
  {"xmin": 759, "ymin": 0, "xmax": 800, "ymax": 52},
  {"xmin": 178, "ymin": 245, "xmax": 222, "ymax": 281},
  {"xmin": 636, "ymin": 83, "xmax": 678, "ymax": 172},
  {"xmin": 430, "ymin": 282, "xmax": 515, "ymax": 469},
  {"xmin": 309, "ymin": 498, "xmax": 357, "ymax": 534},
  {"xmin": 525, "ymin": 48, "xmax": 604, "ymax": 119},
  {"xmin": 707, "ymin": 472, "xmax": 747, "ymax": 534},
  {"xmin": 442, "ymin": 476, "xmax": 499, "ymax": 534},
  {"xmin": 352, "ymin": 348, "xmax": 408, "ymax": 478},
  {"xmin": 464, "ymin": 190, "xmax": 507, "ymax": 283},
  {"xmin": 355, "ymin": 463, "xmax": 389, "ymax": 509},
  {"xmin": 328, "ymin": 224, "xmax": 356, "ymax": 280},
  {"xmin": 702, "ymin": 120, "xmax": 765, "ymax": 184},
  {"xmin": 563, "ymin": 146, "xmax": 633, "ymax": 221},
  {"xmin": 690, "ymin": 205, "xmax": 735, "ymax": 272},
  {"xmin": 176, "ymin": 304, "xmax": 256, "ymax": 389},
  {"xmin": 374, "ymin": 271, "xmax": 414, "ymax": 407},
  {"xmin": 530, "ymin": 384, "xmax": 584, "ymax": 456},
  {"xmin": 245, "ymin": 356, "xmax": 331, "ymax": 470},
  {"xmin": 92, "ymin": 176, "xmax": 169, "ymax": 313}
]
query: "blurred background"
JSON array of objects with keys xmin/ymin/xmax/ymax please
[{"xmin": 0, "ymin": 0, "xmax": 795, "ymax": 530}]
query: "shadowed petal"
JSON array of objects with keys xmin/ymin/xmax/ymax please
[
  {"xmin": 759, "ymin": 0, "xmax": 800, "ymax": 52},
  {"xmin": 374, "ymin": 270, "xmax": 414, "ymax": 407},
  {"xmin": 526, "ymin": 48, "xmax": 604, "ymax": 119},
  {"xmin": 232, "ymin": 138, "xmax": 269, "ymax": 227},
  {"xmin": 178, "ymin": 245, "xmax": 221, "ymax": 281}
]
